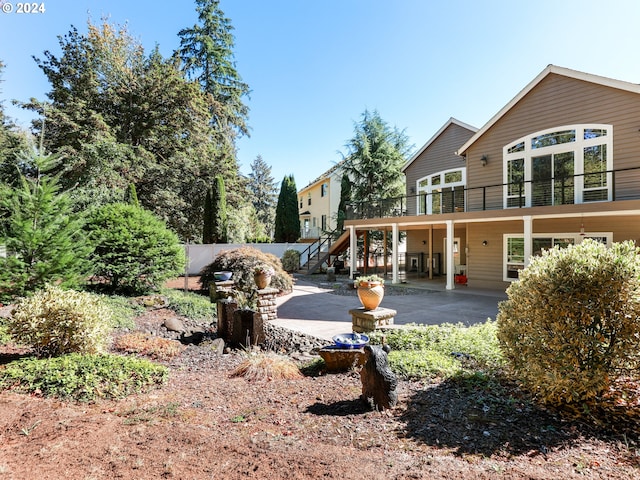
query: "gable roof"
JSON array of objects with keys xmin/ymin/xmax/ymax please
[
  {"xmin": 402, "ymin": 117, "xmax": 477, "ymax": 172},
  {"xmin": 456, "ymin": 65, "xmax": 640, "ymax": 156}
]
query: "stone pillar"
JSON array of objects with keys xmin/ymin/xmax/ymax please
[
  {"xmin": 210, "ymin": 280, "xmax": 235, "ymax": 302},
  {"xmin": 256, "ymin": 287, "xmax": 278, "ymax": 322},
  {"xmin": 232, "ymin": 308, "xmax": 265, "ymax": 348},
  {"xmin": 216, "ymin": 297, "xmax": 238, "ymax": 343}
]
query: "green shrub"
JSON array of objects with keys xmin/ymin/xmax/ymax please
[
  {"xmin": 496, "ymin": 239, "xmax": 640, "ymax": 406},
  {"xmin": 387, "ymin": 349, "xmax": 460, "ymax": 379},
  {"xmin": 246, "ymin": 236, "xmax": 272, "ymax": 244},
  {"xmin": 98, "ymin": 294, "xmax": 144, "ymax": 330},
  {"xmin": 0, "ymin": 318, "xmax": 11, "ymax": 345},
  {"xmin": 161, "ymin": 288, "xmax": 216, "ymax": 322},
  {"xmin": 86, "ymin": 203, "xmax": 186, "ymax": 294},
  {"xmin": 8, "ymin": 285, "xmax": 113, "ymax": 357},
  {"xmin": 281, "ymin": 249, "xmax": 301, "ymax": 272},
  {"xmin": 0, "ymin": 353, "xmax": 168, "ymax": 401},
  {"xmin": 368, "ymin": 320, "xmax": 503, "ymax": 379},
  {"xmin": 199, "ymin": 246, "xmax": 292, "ymax": 294}
]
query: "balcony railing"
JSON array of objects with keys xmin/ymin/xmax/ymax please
[{"xmin": 345, "ymin": 166, "xmax": 640, "ymax": 220}]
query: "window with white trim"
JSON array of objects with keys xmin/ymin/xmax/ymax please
[
  {"xmin": 503, "ymin": 125, "xmax": 612, "ymax": 208},
  {"xmin": 503, "ymin": 232, "xmax": 612, "ymax": 281},
  {"xmin": 416, "ymin": 168, "xmax": 466, "ymax": 214}
]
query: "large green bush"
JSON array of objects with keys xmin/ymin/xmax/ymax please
[
  {"xmin": 497, "ymin": 239, "xmax": 640, "ymax": 406},
  {"xmin": 199, "ymin": 246, "xmax": 292, "ymax": 294},
  {"xmin": 8, "ymin": 285, "xmax": 113, "ymax": 357},
  {"xmin": 86, "ymin": 203, "xmax": 186, "ymax": 294}
]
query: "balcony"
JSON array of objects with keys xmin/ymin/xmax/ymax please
[{"xmin": 345, "ymin": 167, "xmax": 640, "ymax": 221}]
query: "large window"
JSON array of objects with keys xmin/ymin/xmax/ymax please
[
  {"xmin": 503, "ymin": 125, "xmax": 612, "ymax": 208},
  {"xmin": 503, "ymin": 232, "xmax": 611, "ymax": 281},
  {"xmin": 416, "ymin": 168, "xmax": 466, "ymax": 214}
]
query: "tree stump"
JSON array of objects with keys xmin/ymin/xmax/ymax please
[
  {"xmin": 360, "ymin": 345, "xmax": 398, "ymax": 411},
  {"xmin": 216, "ymin": 297, "xmax": 238, "ymax": 343}
]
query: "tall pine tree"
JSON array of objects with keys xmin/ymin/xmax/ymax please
[
  {"xmin": 247, "ymin": 155, "xmax": 277, "ymax": 238},
  {"xmin": 274, "ymin": 175, "xmax": 300, "ymax": 243},
  {"xmin": 177, "ymin": 0, "xmax": 250, "ymax": 140}
]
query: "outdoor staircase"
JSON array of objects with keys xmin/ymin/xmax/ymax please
[{"xmin": 298, "ymin": 230, "xmax": 352, "ymax": 274}]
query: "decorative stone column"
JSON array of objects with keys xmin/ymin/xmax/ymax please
[
  {"xmin": 209, "ymin": 280, "xmax": 235, "ymax": 302},
  {"xmin": 256, "ymin": 287, "xmax": 278, "ymax": 322},
  {"xmin": 349, "ymin": 307, "xmax": 397, "ymax": 333}
]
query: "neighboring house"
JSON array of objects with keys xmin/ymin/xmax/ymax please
[
  {"xmin": 345, "ymin": 65, "xmax": 640, "ymax": 290},
  {"xmin": 298, "ymin": 161, "xmax": 345, "ymax": 241}
]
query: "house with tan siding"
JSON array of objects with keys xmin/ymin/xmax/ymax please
[{"xmin": 344, "ymin": 65, "xmax": 640, "ymax": 290}]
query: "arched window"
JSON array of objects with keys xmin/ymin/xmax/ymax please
[
  {"xmin": 416, "ymin": 168, "xmax": 466, "ymax": 214},
  {"xmin": 503, "ymin": 125, "xmax": 612, "ymax": 208}
]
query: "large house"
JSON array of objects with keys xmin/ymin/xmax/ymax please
[
  {"xmin": 298, "ymin": 161, "xmax": 345, "ymax": 241},
  {"xmin": 344, "ymin": 65, "xmax": 640, "ymax": 290}
]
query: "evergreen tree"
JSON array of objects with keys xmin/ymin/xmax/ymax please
[
  {"xmin": 247, "ymin": 155, "xmax": 277, "ymax": 238},
  {"xmin": 341, "ymin": 109, "xmax": 411, "ymax": 204},
  {"xmin": 336, "ymin": 172, "xmax": 351, "ymax": 232},
  {"xmin": 177, "ymin": 0, "xmax": 250, "ymax": 140},
  {"xmin": 211, "ymin": 175, "xmax": 228, "ymax": 243},
  {"xmin": 0, "ymin": 151, "xmax": 92, "ymax": 301},
  {"xmin": 274, "ymin": 175, "xmax": 300, "ymax": 243},
  {"xmin": 202, "ymin": 188, "xmax": 214, "ymax": 243}
]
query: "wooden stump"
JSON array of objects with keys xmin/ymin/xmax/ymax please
[
  {"xmin": 216, "ymin": 298, "xmax": 238, "ymax": 343},
  {"xmin": 360, "ymin": 345, "xmax": 398, "ymax": 411}
]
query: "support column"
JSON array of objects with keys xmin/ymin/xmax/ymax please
[
  {"xmin": 392, "ymin": 223, "xmax": 399, "ymax": 284},
  {"xmin": 349, "ymin": 225, "xmax": 357, "ymax": 278},
  {"xmin": 446, "ymin": 220, "xmax": 455, "ymax": 290},
  {"xmin": 523, "ymin": 215, "xmax": 533, "ymax": 267},
  {"xmin": 428, "ymin": 226, "xmax": 434, "ymax": 279}
]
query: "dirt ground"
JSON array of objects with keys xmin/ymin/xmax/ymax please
[{"xmin": 0, "ymin": 279, "xmax": 639, "ymax": 479}]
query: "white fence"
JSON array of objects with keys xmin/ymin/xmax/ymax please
[{"xmin": 183, "ymin": 243, "xmax": 311, "ymax": 276}]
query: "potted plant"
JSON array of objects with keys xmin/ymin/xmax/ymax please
[
  {"xmin": 254, "ymin": 264, "xmax": 275, "ymax": 289},
  {"xmin": 353, "ymin": 274, "xmax": 385, "ymax": 310}
]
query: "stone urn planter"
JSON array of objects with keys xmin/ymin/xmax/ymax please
[
  {"xmin": 354, "ymin": 275, "xmax": 385, "ymax": 310},
  {"xmin": 254, "ymin": 264, "xmax": 274, "ymax": 289}
]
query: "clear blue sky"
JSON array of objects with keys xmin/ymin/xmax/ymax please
[{"xmin": 1, "ymin": 0, "xmax": 640, "ymax": 189}]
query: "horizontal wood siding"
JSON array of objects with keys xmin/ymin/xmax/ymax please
[
  {"xmin": 467, "ymin": 221, "xmax": 520, "ymax": 286},
  {"xmin": 466, "ymin": 73, "xmax": 640, "ymax": 209},
  {"xmin": 533, "ymin": 216, "xmax": 640, "ymax": 242},
  {"xmin": 405, "ymin": 123, "xmax": 475, "ymax": 215}
]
